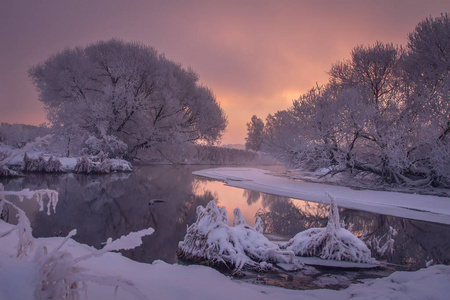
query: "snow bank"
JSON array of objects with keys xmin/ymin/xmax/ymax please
[
  {"xmin": 283, "ymin": 193, "xmax": 375, "ymax": 264},
  {"xmin": 193, "ymin": 167, "xmax": 450, "ymax": 225},
  {"xmin": 0, "ymin": 186, "xmax": 153, "ymax": 299},
  {"xmin": 1, "ymin": 215, "xmax": 449, "ymax": 299},
  {"xmin": 178, "ymin": 201, "xmax": 301, "ymax": 272},
  {"xmin": 1, "ymin": 142, "xmax": 132, "ymax": 175},
  {"xmin": 1, "ymin": 170, "xmax": 448, "ymax": 299}
]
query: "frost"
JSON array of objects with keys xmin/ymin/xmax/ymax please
[
  {"xmin": 32, "ymin": 228, "xmax": 151, "ymax": 300},
  {"xmin": 0, "ymin": 183, "xmax": 59, "ymax": 216},
  {"xmin": 23, "ymin": 153, "xmax": 63, "ymax": 173},
  {"xmin": 253, "ymin": 216, "xmax": 264, "ymax": 234},
  {"xmin": 283, "ymin": 193, "xmax": 376, "ymax": 264},
  {"xmin": 178, "ymin": 201, "xmax": 301, "ymax": 272},
  {"xmin": 232, "ymin": 207, "xmax": 246, "ymax": 226},
  {"xmin": 0, "ymin": 184, "xmax": 152, "ymax": 299},
  {"xmin": 370, "ymin": 226, "xmax": 398, "ymax": 257},
  {"xmin": 74, "ymin": 154, "xmax": 132, "ymax": 173}
]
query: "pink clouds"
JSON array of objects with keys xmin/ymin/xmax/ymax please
[{"xmin": 1, "ymin": 0, "xmax": 449, "ymax": 144}]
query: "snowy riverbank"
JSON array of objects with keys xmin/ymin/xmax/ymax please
[
  {"xmin": 0, "ymin": 217, "xmax": 449, "ymax": 300},
  {"xmin": 193, "ymin": 167, "xmax": 450, "ymax": 225},
  {"xmin": 1, "ymin": 142, "xmax": 132, "ymax": 175},
  {"xmin": 1, "ymin": 166, "xmax": 450, "ymax": 299}
]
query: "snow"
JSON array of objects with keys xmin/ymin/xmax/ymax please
[
  {"xmin": 179, "ymin": 197, "xmax": 376, "ymax": 270},
  {"xmin": 0, "ymin": 143, "xmax": 132, "ymax": 174},
  {"xmin": 1, "ymin": 168, "xmax": 449, "ymax": 299},
  {"xmin": 1, "ymin": 216, "xmax": 449, "ymax": 299},
  {"xmin": 193, "ymin": 167, "xmax": 450, "ymax": 225},
  {"xmin": 178, "ymin": 201, "xmax": 300, "ymax": 272},
  {"xmin": 298, "ymin": 257, "xmax": 379, "ymax": 269},
  {"xmin": 283, "ymin": 195, "xmax": 376, "ymax": 264}
]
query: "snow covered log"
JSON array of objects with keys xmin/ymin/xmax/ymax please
[
  {"xmin": 178, "ymin": 201, "xmax": 301, "ymax": 272},
  {"xmin": 283, "ymin": 193, "xmax": 376, "ymax": 264}
]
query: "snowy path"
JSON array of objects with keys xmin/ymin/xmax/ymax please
[{"xmin": 193, "ymin": 167, "xmax": 450, "ymax": 225}]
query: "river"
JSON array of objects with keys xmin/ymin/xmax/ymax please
[{"xmin": 1, "ymin": 165, "xmax": 449, "ymax": 290}]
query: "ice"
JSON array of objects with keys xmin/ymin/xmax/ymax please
[{"xmin": 193, "ymin": 167, "xmax": 450, "ymax": 225}]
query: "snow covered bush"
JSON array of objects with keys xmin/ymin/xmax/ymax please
[
  {"xmin": 369, "ymin": 226, "xmax": 398, "ymax": 258},
  {"xmin": 178, "ymin": 201, "xmax": 301, "ymax": 272},
  {"xmin": 74, "ymin": 154, "xmax": 132, "ymax": 173},
  {"xmin": 283, "ymin": 193, "xmax": 376, "ymax": 264},
  {"xmin": 0, "ymin": 184, "xmax": 152, "ymax": 299},
  {"xmin": 1, "ymin": 135, "xmax": 56, "ymax": 177},
  {"xmin": 23, "ymin": 153, "xmax": 63, "ymax": 173},
  {"xmin": 84, "ymin": 134, "xmax": 128, "ymax": 158}
]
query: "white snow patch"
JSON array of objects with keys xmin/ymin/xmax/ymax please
[{"xmin": 193, "ymin": 167, "xmax": 450, "ymax": 225}]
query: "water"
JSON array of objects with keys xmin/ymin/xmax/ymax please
[{"xmin": 1, "ymin": 165, "xmax": 449, "ymax": 290}]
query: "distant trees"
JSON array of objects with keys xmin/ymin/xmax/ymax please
[
  {"xmin": 245, "ymin": 115, "xmax": 264, "ymax": 151},
  {"xmin": 249, "ymin": 14, "xmax": 450, "ymax": 187},
  {"xmin": 29, "ymin": 39, "xmax": 227, "ymax": 159}
]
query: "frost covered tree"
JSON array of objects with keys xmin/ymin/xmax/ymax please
[
  {"xmin": 245, "ymin": 115, "xmax": 264, "ymax": 151},
  {"xmin": 257, "ymin": 14, "xmax": 450, "ymax": 187},
  {"xmin": 401, "ymin": 13, "xmax": 450, "ymax": 185},
  {"xmin": 29, "ymin": 39, "xmax": 227, "ymax": 159},
  {"xmin": 259, "ymin": 109, "xmax": 302, "ymax": 164}
]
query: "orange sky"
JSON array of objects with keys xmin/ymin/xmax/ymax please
[{"xmin": 1, "ymin": 0, "xmax": 449, "ymax": 145}]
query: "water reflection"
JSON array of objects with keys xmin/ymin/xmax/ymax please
[
  {"xmin": 1, "ymin": 165, "xmax": 449, "ymax": 271},
  {"xmin": 1, "ymin": 166, "xmax": 217, "ymax": 264},
  {"xmin": 255, "ymin": 192, "xmax": 450, "ymax": 269}
]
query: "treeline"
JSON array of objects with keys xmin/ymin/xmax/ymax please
[
  {"xmin": 0, "ymin": 123, "xmax": 52, "ymax": 148},
  {"xmin": 133, "ymin": 144, "xmax": 274, "ymax": 165},
  {"xmin": 0, "ymin": 123, "xmax": 269, "ymax": 166},
  {"xmin": 246, "ymin": 14, "xmax": 450, "ymax": 187}
]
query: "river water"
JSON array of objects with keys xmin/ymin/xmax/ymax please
[{"xmin": 1, "ymin": 165, "xmax": 449, "ymax": 290}]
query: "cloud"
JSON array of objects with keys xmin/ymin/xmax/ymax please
[{"xmin": 1, "ymin": 0, "xmax": 449, "ymax": 144}]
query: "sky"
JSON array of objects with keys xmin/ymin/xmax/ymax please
[{"xmin": 1, "ymin": 1, "xmax": 449, "ymax": 145}]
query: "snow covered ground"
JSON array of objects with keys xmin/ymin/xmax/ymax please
[
  {"xmin": 193, "ymin": 167, "xmax": 450, "ymax": 225},
  {"xmin": 0, "ymin": 218, "xmax": 449, "ymax": 300},
  {"xmin": 1, "ymin": 166, "xmax": 449, "ymax": 299}
]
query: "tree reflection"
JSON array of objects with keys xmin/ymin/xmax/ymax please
[
  {"xmin": 257, "ymin": 195, "xmax": 450, "ymax": 269},
  {"xmin": 243, "ymin": 189, "xmax": 260, "ymax": 205},
  {"xmin": 0, "ymin": 165, "xmax": 217, "ymax": 264},
  {"xmin": 1, "ymin": 168, "xmax": 449, "ymax": 270},
  {"xmin": 256, "ymin": 194, "xmax": 328, "ymax": 237}
]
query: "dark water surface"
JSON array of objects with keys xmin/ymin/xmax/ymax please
[{"xmin": 2, "ymin": 165, "xmax": 449, "ymax": 290}]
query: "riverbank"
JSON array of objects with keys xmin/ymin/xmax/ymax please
[
  {"xmin": 0, "ymin": 218, "xmax": 449, "ymax": 300},
  {"xmin": 1, "ymin": 165, "xmax": 449, "ymax": 299},
  {"xmin": 193, "ymin": 167, "xmax": 450, "ymax": 225}
]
